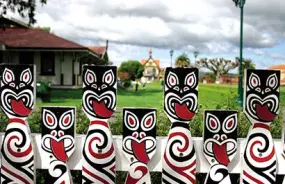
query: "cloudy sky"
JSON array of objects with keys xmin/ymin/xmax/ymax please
[{"xmin": 10, "ymin": 0, "xmax": 285, "ymax": 70}]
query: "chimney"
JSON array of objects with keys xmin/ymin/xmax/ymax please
[{"xmin": 149, "ymin": 48, "xmax": 152, "ymax": 58}]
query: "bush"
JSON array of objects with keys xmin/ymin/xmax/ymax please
[
  {"xmin": 36, "ymin": 81, "xmax": 51, "ymax": 102},
  {"xmin": 122, "ymin": 80, "xmax": 131, "ymax": 88}
]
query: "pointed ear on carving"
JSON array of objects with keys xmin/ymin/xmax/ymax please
[
  {"xmin": 20, "ymin": 68, "xmax": 33, "ymax": 84},
  {"xmin": 103, "ymin": 69, "xmax": 115, "ymax": 86},
  {"xmin": 2, "ymin": 68, "xmax": 15, "ymax": 84},
  {"xmin": 84, "ymin": 69, "xmax": 96, "ymax": 85},
  {"xmin": 166, "ymin": 71, "xmax": 179, "ymax": 88}
]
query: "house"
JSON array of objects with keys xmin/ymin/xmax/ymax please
[
  {"xmin": 141, "ymin": 48, "xmax": 160, "ymax": 81},
  {"xmin": 219, "ymin": 75, "xmax": 238, "ymax": 84},
  {"xmin": 268, "ymin": 64, "xmax": 285, "ymax": 85},
  {"xmin": 0, "ymin": 16, "xmax": 108, "ymax": 86}
]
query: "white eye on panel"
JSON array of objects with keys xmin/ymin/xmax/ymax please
[
  {"xmin": 103, "ymin": 69, "xmax": 115, "ymax": 86},
  {"xmin": 43, "ymin": 109, "xmax": 57, "ymax": 129},
  {"xmin": 166, "ymin": 71, "xmax": 179, "ymax": 88},
  {"xmin": 59, "ymin": 109, "xmax": 74, "ymax": 130},
  {"xmin": 2, "ymin": 68, "xmax": 15, "ymax": 84},
  {"xmin": 20, "ymin": 68, "xmax": 32, "ymax": 84},
  {"xmin": 205, "ymin": 113, "xmax": 220, "ymax": 133},
  {"xmin": 141, "ymin": 111, "xmax": 156, "ymax": 131},
  {"xmin": 222, "ymin": 113, "xmax": 237, "ymax": 134},
  {"xmin": 85, "ymin": 69, "xmax": 97, "ymax": 85},
  {"xmin": 248, "ymin": 73, "xmax": 260, "ymax": 89},
  {"xmin": 124, "ymin": 110, "xmax": 139, "ymax": 131},
  {"xmin": 184, "ymin": 72, "xmax": 196, "ymax": 88},
  {"xmin": 266, "ymin": 73, "xmax": 278, "ymax": 90}
]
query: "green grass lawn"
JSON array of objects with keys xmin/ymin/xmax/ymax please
[{"xmin": 38, "ymin": 82, "xmax": 279, "ymax": 109}]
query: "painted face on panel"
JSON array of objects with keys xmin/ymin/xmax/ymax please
[
  {"xmin": 123, "ymin": 108, "xmax": 156, "ymax": 164},
  {"xmin": 41, "ymin": 107, "xmax": 75, "ymax": 162},
  {"xmin": 82, "ymin": 65, "xmax": 117, "ymax": 120},
  {"xmin": 0, "ymin": 64, "xmax": 35, "ymax": 119},
  {"xmin": 203, "ymin": 110, "xmax": 238, "ymax": 166},
  {"xmin": 164, "ymin": 67, "xmax": 198, "ymax": 123},
  {"xmin": 244, "ymin": 69, "xmax": 280, "ymax": 123}
]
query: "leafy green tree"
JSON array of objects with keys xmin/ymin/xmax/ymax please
[
  {"xmin": 175, "ymin": 52, "xmax": 191, "ymax": 67},
  {"xmin": 118, "ymin": 60, "xmax": 144, "ymax": 81},
  {"xmin": 235, "ymin": 57, "xmax": 255, "ymax": 70},
  {"xmin": 0, "ymin": 0, "xmax": 47, "ymax": 25}
]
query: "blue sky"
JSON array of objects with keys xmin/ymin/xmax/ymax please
[{"xmin": 6, "ymin": 0, "xmax": 285, "ymax": 72}]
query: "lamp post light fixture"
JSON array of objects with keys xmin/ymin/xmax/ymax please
[
  {"xmin": 170, "ymin": 50, "xmax": 174, "ymax": 67},
  {"xmin": 233, "ymin": 0, "xmax": 246, "ymax": 107}
]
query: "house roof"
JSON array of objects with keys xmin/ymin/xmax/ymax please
[
  {"xmin": 268, "ymin": 64, "xmax": 285, "ymax": 71},
  {"xmin": 0, "ymin": 27, "xmax": 87, "ymax": 50},
  {"xmin": 141, "ymin": 58, "xmax": 160, "ymax": 68},
  {"xmin": 88, "ymin": 46, "xmax": 107, "ymax": 56}
]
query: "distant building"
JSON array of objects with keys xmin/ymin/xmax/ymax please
[
  {"xmin": 141, "ymin": 48, "xmax": 160, "ymax": 81},
  {"xmin": 268, "ymin": 64, "xmax": 285, "ymax": 85}
]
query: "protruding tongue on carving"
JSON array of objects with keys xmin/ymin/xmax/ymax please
[
  {"xmin": 213, "ymin": 143, "xmax": 229, "ymax": 166},
  {"xmin": 256, "ymin": 103, "xmax": 276, "ymax": 122},
  {"xmin": 175, "ymin": 103, "xmax": 195, "ymax": 120},
  {"xmin": 131, "ymin": 140, "xmax": 149, "ymax": 163},
  {"xmin": 51, "ymin": 139, "xmax": 68, "ymax": 162},
  {"xmin": 92, "ymin": 100, "xmax": 113, "ymax": 118},
  {"xmin": 11, "ymin": 99, "xmax": 32, "ymax": 116}
]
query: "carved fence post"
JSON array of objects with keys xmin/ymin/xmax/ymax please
[
  {"xmin": 0, "ymin": 64, "xmax": 35, "ymax": 183},
  {"xmin": 162, "ymin": 67, "xmax": 198, "ymax": 184},
  {"xmin": 122, "ymin": 108, "xmax": 156, "ymax": 184},
  {"xmin": 203, "ymin": 110, "xmax": 238, "ymax": 184},
  {"xmin": 81, "ymin": 65, "xmax": 117, "ymax": 184},
  {"xmin": 41, "ymin": 106, "xmax": 76, "ymax": 184},
  {"xmin": 241, "ymin": 69, "xmax": 280, "ymax": 184}
]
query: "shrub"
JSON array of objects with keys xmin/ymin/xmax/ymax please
[{"xmin": 36, "ymin": 81, "xmax": 51, "ymax": 102}]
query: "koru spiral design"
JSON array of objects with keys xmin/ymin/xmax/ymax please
[
  {"xmin": 241, "ymin": 69, "xmax": 280, "ymax": 184},
  {"xmin": 41, "ymin": 107, "xmax": 76, "ymax": 184},
  {"xmin": 0, "ymin": 64, "xmax": 35, "ymax": 184},
  {"xmin": 162, "ymin": 67, "xmax": 198, "ymax": 184},
  {"xmin": 203, "ymin": 110, "xmax": 238, "ymax": 184},
  {"xmin": 81, "ymin": 65, "xmax": 117, "ymax": 184},
  {"xmin": 122, "ymin": 108, "xmax": 156, "ymax": 184}
]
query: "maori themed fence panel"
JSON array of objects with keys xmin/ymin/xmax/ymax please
[
  {"xmin": 0, "ymin": 64, "xmax": 35, "ymax": 184},
  {"xmin": 81, "ymin": 65, "xmax": 117, "ymax": 184},
  {"xmin": 122, "ymin": 108, "xmax": 156, "ymax": 184},
  {"xmin": 241, "ymin": 69, "xmax": 280, "ymax": 184},
  {"xmin": 162, "ymin": 67, "xmax": 199, "ymax": 184},
  {"xmin": 203, "ymin": 110, "xmax": 238, "ymax": 184},
  {"xmin": 41, "ymin": 107, "xmax": 76, "ymax": 184}
]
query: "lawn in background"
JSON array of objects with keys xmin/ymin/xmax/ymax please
[{"xmin": 37, "ymin": 82, "xmax": 250, "ymax": 109}]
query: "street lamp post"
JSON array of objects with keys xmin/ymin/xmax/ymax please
[
  {"xmin": 170, "ymin": 50, "xmax": 174, "ymax": 67},
  {"xmin": 233, "ymin": 0, "xmax": 246, "ymax": 107}
]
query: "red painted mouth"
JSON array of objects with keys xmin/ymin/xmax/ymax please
[
  {"xmin": 51, "ymin": 139, "xmax": 68, "ymax": 162},
  {"xmin": 11, "ymin": 99, "xmax": 32, "ymax": 116},
  {"xmin": 213, "ymin": 143, "xmax": 229, "ymax": 166},
  {"xmin": 92, "ymin": 100, "xmax": 114, "ymax": 118},
  {"xmin": 174, "ymin": 103, "xmax": 195, "ymax": 120},
  {"xmin": 256, "ymin": 103, "xmax": 276, "ymax": 122},
  {"xmin": 131, "ymin": 140, "xmax": 149, "ymax": 163}
]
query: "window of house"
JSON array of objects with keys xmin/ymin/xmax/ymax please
[
  {"xmin": 41, "ymin": 52, "xmax": 55, "ymax": 76},
  {"xmin": 19, "ymin": 51, "xmax": 34, "ymax": 64}
]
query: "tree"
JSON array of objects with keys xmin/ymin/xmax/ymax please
[
  {"xmin": 175, "ymin": 52, "xmax": 191, "ymax": 67},
  {"xmin": 197, "ymin": 58, "xmax": 238, "ymax": 83},
  {"xmin": 193, "ymin": 51, "xmax": 199, "ymax": 66},
  {"xmin": 0, "ymin": 0, "xmax": 47, "ymax": 25},
  {"xmin": 235, "ymin": 57, "xmax": 255, "ymax": 70},
  {"xmin": 118, "ymin": 60, "xmax": 144, "ymax": 81}
]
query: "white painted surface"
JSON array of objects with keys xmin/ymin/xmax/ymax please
[{"xmin": 0, "ymin": 134, "xmax": 284, "ymax": 173}]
